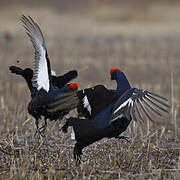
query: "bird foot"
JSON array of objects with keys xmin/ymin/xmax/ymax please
[
  {"xmin": 115, "ymin": 136, "xmax": 130, "ymax": 142},
  {"xmin": 39, "ymin": 125, "xmax": 47, "ymax": 135},
  {"xmin": 74, "ymin": 154, "xmax": 82, "ymax": 165},
  {"xmin": 34, "ymin": 129, "xmax": 42, "ymax": 139},
  {"xmin": 34, "ymin": 129, "xmax": 46, "ymax": 138},
  {"xmin": 34, "ymin": 118, "xmax": 47, "ymax": 139},
  {"xmin": 34, "ymin": 125, "xmax": 47, "ymax": 138},
  {"xmin": 73, "ymin": 144, "xmax": 83, "ymax": 165},
  {"xmin": 61, "ymin": 123, "xmax": 68, "ymax": 133}
]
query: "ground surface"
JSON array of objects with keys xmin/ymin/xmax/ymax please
[{"xmin": 0, "ymin": 1, "xmax": 180, "ymax": 179}]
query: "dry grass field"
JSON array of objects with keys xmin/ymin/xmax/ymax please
[{"xmin": 0, "ymin": 1, "xmax": 180, "ymax": 179}]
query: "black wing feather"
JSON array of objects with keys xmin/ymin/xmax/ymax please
[{"xmin": 110, "ymin": 88, "xmax": 169, "ymax": 123}]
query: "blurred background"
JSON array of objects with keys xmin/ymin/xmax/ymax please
[{"xmin": 0, "ymin": 0, "xmax": 180, "ymax": 178}]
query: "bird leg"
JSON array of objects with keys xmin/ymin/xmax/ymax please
[
  {"xmin": 115, "ymin": 135, "xmax": 130, "ymax": 142},
  {"xmin": 73, "ymin": 143, "xmax": 83, "ymax": 165},
  {"xmin": 59, "ymin": 113, "xmax": 64, "ymax": 120},
  {"xmin": 38, "ymin": 117, "xmax": 48, "ymax": 134},
  {"xmin": 34, "ymin": 118, "xmax": 41, "ymax": 139},
  {"xmin": 34, "ymin": 118, "xmax": 46, "ymax": 138},
  {"xmin": 61, "ymin": 117, "xmax": 75, "ymax": 133},
  {"xmin": 60, "ymin": 110, "xmax": 69, "ymax": 120},
  {"xmin": 61, "ymin": 121, "xmax": 69, "ymax": 133},
  {"xmin": 74, "ymin": 154, "xmax": 81, "ymax": 165}
]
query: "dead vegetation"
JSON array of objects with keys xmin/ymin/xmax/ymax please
[{"xmin": 0, "ymin": 1, "xmax": 180, "ymax": 179}]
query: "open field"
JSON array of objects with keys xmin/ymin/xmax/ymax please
[{"xmin": 0, "ymin": 1, "xmax": 180, "ymax": 179}]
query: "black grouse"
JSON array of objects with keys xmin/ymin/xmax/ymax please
[
  {"xmin": 9, "ymin": 66, "xmax": 78, "ymax": 135},
  {"xmin": 10, "ymin": 15, "xmax": 79, "ymax": 136},
  {"xmin": 47, "ymin": 68, "xmax": 170, "ymax": 162}
]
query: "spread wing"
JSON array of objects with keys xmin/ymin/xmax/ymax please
[
  {"xmin": 110, "ymin": 88, "xmax": 170, "ymax": 124},
  {"xmin": 21, "ymin": 15, "xmax": 51, "ymax": 92}
]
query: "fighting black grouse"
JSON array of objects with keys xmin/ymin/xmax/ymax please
[
  {"xmin": 47, "ymin": 68, "xmax": 170, "ymax": 162},
  {"xmin": 47, "ymin": 68, "xmax": 126, "ymax": 119}
]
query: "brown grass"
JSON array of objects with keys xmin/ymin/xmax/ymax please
[{"xmin": 0, "ymin": 2, "xmax": 180, "ymax": 179}]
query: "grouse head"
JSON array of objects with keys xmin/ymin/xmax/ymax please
[
  {"xmin": 110, "ymin": 68, "xmax": 120, "ymax": 80},
  {"xmin": 68, "ymin": 83, "xmax": 78, "ymax": 90}
]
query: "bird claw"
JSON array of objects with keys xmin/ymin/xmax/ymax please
[
  {"xmin": 74, "ymin": 154, "xmax": 81, "ymax": 165},
  {"xmin": 34, "ymin": 129, "xmax": 42, "ymax": 139},
  {"xmin": 115, "ymin": 135, "xmax": 130, "ymax": 142},
  {"xmin": 38, "ymin": 122, "xmax": 47, "ymax": 133},
  {"xmin": 34, "ymin": 122, "xmax": 47, "ymax": 138},
  {"xmin": 61, "ymin": 118, "xmax": 71, "ymax": 133},
  {"xmin": 73, "ymin": 144, "xmax": 83, "ymax": 165},
  {"xmin": 34, "ymin": 128, "xmax": 46, "ymax": 138}
]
